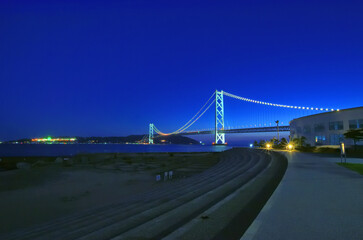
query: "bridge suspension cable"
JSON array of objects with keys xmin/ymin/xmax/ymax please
[
  {"xmin": 153, "ymin": 92, "xmax": 216, "ymax": 136},
  {"xmin": 223, "ymin": 91, "xmax": 339, "ymax": 112}
]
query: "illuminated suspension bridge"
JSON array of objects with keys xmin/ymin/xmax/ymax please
[{"xmin": 148, "ymin": 90, "xmax": 339, "ymax": 144}]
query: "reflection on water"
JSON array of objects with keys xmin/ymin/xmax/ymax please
[{"xmin": 0, "ymin": 144, "xmax": 231, "ymax": 157}]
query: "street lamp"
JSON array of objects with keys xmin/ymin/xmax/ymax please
[
  {"xmin": 275, "ymin": 120, "xmax": 279, "ymax": 142},
  {"xmin": 287, "ymin": 144, "xmax": 293, "ymax": 151}
]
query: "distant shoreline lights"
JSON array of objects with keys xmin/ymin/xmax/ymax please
[{"xmin": 31, "ymin": 137, "xmax": 76, "ymax": 142}]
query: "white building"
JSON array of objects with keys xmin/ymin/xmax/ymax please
[{"xmin": 290, "ymin": 107, "xmax": 363, "ymax": 146}]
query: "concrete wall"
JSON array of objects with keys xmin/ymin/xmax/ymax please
[{"xmin": 290, "ymin": 107, "xmax": 363, "ymax": 146}]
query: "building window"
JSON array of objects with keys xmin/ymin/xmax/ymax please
[
  {"xmin": 315, "ymin": 135, "xmax": 326, "ymax": 144},
  {"xmin": 329, "ymin": 121, "xmax": 343, "ymax": 130},
  {"xmin": 349, "ymin": 119, "xmax": 363, "ymax": 129},
  {"xmin": 329, "ymin": 134, "xmax": 344, "ymax": 145},
  {"xmin": 314, "ymin": 124, "xmax": 325, "ymax": 132}
]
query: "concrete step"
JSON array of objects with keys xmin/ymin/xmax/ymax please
[
  {"xmin": 162, "ymin": 151, "xmax": 287, "ymax": 240},
  {"xmin": 71, "ymin": 154, "xmax": 261, "ymax": 240},
  {"xmin": 46, "ymin": 153, "xmax": 254, "ymax": 240},
  {"xmin": 112, "ymin": 154, "xmax": 270, "ymax": 239}
]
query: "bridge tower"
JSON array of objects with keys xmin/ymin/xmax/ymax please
[
  {"xmin": 149, "ymin": 123, "xmax": 154, "ymax": 144},
  {"xmin": 215, "ymin": 90, "xmax": 226, "ymax": 144}
]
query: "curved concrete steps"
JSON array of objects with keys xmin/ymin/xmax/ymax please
[
  {"xmin": 5, "ymin": 152, "xmax": 246, "ymax": 240},
  {"xmin": 111, "ymin": 154, "xmax": 269, "ymax": 240},
  {"xmin": 1, "ymin": 148, "xmax": 281, "ymax": 240}
]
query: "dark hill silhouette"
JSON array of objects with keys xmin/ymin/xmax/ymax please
[{"xmin": 4, "ymin": 135, "xmax": 199, "ymax": 145}]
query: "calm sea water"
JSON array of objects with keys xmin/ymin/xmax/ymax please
[{"xmin": 0, "ymin": 144, "xmax": 232, "ymax": 157}]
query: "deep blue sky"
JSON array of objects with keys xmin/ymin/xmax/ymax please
[{"xmin": 1, "ymin": 0, "xmax": 363, "ymax": 141}]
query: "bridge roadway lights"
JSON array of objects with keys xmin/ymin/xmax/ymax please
[{"xmin": 212, "ymin": 142, "xmax": 228, "ymax": 146}]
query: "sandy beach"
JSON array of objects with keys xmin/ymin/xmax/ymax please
[{"xmin": 0, "ymin": 152, "xmax": 220, "ymax": 234}]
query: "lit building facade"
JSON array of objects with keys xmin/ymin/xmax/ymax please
[{"xmin": 290, "ymin": 107, "xmax": 363, "ymax": 146}]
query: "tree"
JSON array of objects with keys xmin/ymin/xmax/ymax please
[
  {"xmin": 253, "ymin": 140, "xmax": 258, "ymax": 147},
  {"xmin": 292, "ymin": 136, "xmax": 307, "ymax": 148},
  {"xmin": 259, "ymin": 140, "xmax": 266, "ymax": 148},
  {"xmin": 269, "ymin": 137, "xmax": 278, "ymax": 146},
  {"xmin": 279, "ymin": 137, "xmax": 288, "ymax": 149},
  {"xmin": 344, "ymin": 128, "xmax": 363, "ymax": 150},
  {"xmin": 300, "ymin": 136, "xmax": 307, "ymax": 147}
]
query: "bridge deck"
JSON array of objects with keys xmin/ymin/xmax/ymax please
[{"xmin": 177, "ymin": 126, "xmax": 290, "ymax": 135}]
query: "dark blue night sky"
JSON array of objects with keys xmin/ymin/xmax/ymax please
[{"xmin": 1, "ymin": 0, "xmax": 363, "ymax": 141}]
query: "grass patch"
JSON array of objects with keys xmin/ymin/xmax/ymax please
[{"xmin": 337, "ymin": 163, "xmax": 363, "ymax": 175}]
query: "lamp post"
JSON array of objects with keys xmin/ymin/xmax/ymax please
[{"xmin": 275, "ymin": 120, "xmax": 279, "ymax": 142}]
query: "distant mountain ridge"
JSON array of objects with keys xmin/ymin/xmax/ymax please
[{"xmin": 77, "ymin": 135, "xmax": 199, "ymax": 144}]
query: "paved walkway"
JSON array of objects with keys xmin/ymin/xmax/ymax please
[{"xmin": 241, "ymin": 152, "xmax": 363, "ymax": 240}]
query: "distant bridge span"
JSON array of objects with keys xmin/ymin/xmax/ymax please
[
  {"xmin": 148, "ymin": 90, "xmax": 338, "ymax": 144},
  {"xmin": 178, "ymin": 125, "xmax": 290, "ymax": 136}
]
